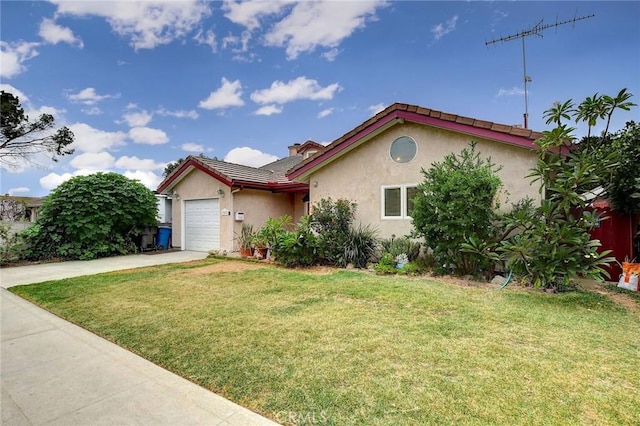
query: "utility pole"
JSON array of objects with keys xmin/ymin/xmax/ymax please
[{"xmin": 486, "ymin": 14, "xmax": 594, "ymax": 129}]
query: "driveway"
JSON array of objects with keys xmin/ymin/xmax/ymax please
[
  {"xmin": 1, "ymin": 251, "xmax": 279, "ymax": 425},
  {"xmin": 0, "ymin": 250, "xmax": 209, "ymax": 288}
]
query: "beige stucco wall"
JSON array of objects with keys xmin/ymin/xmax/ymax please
[
  {"xmin": 231, "ymin": 189, "xmax": 298, "ymax": 249},
  {"xmin": 170, "ymin": 169, "xmax": 304, "ymax": 252},
  {"xmin": 308, "ymin": 122, "xmax": 541, "ymax": 240}
]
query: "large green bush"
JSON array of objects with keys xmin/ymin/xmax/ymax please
[
  {"xmin": 411, "ymin": 142, "xmax": 503, "ymax": 276},
  {"xmin": 23, "ymin": 173, "xmax": 158, "ymax": 260},
  {"xmin": 310, "ymin": 197, "xmax": 358, "ymax": 267}
]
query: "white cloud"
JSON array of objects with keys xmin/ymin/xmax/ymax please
[
  {"xmin": 264, "ymin": 1, "xmax": 384, "ymax": 59},
  {"xmin": 250, "ymin": 77, "xmax": 341, "ymax": 105},
  {"xmin": 156, "ymin": 108, "xmax": 199, "ymax": 119},
  {"xmin": 321, "ymin": 48, "xmax": 340, "ymax": 62},
  {"xmin": 317, "ymin": 108, "xmax": 333, "ymax": 118},
  {"xmin": 26, "ymin": 105, "xmax": 66, "ymax": 121},
  {"xmin": 115, "ymin": 155, "xmax": 164, "ymax": 171},
  {"xmin": 70, "ymin": 152, "xmax": 116, "ymax": 171},
  {"xmin": 497, "ymin": 87, "xmax": 525, "ymax": 97},
  {"xmin": 128, "ymin": 127, "xmax": 169, "ymax": 145},
  {"xmin": 68, "ymin": 123, "xmax": 127, "ymax": 153},
  {"xmin": 182, "ymin": 142, "xmax": 206, "ymax": 152},
  {"xmin": 39, "ymin": 169, "xmax": 95, "ymax": 191},
  {"xmin": 67, "ymin": 87, "xmax": 118, "ymax": 105},
  {"xmin": 123, "ymin": 170, "xmax": 163, "ymax": 190},
  {"xmin": 223, "ymin": 0, "xmax": 294, "ymax": 30},
  {"xmin": 8, "ymin": 187, "xmax": 30, "ymax": 195},
  {"xmin": 199, "ymin": 77, "xmax": 244, "ymax": 110},
  {"xmin": 367, "ymin": 103, "xmax": 385, "ymax": 115},
  {"xmin": 38, "ymin": 18, "xmax": 84, "ymax": 48},
  {"xmin": 82, "ymin": 106, "xmax": 103, "ymax": 115},
  {"xmin": 126, "ymin": 102, "xmax": 138, "ymax": 109},
  {"xmin": 431, "ymin": 15, "xmax": 458, "ymax": 41},
  {"xmin": 50, "ymin": 0, "xmax": 211, "ymax": 50},
  {"xmin": 122, "ymin": 110, "xmax": 153, "ymax": 127},
  {"xmin": 254, "ymin": 105, "xmax": 283, "ymax": 116},
  {"xmin": 194, "ymin": 29, "xmax": 217, "ymax": 52},
  {"xmin": 0, "ymin": 84, "xmax": 29, "ymax": 102},
  {"xmin": 0, "ymin": 40, "xmax": 40, "ymax": 78},
  {"xmin": 224, "ymin": 147, "xmax": 278, "ymax": 167}
]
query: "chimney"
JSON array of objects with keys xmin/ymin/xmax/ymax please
[{"xmin": 288, "ymin": 143, "xmax": 301, "ymax": 157}]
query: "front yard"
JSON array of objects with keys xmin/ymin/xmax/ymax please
[{"xmin": 10, "ymin": 258, "xmax": 640, "ymax": 425}]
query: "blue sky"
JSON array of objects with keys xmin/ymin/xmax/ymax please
[{"xmin": 1, "ymin": 1, "xmax": 639, "ymax": 196}]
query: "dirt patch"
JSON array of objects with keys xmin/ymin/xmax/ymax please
[
  {"xmin": 184, "ymin": 260, "xmax": 265, "ymax": 275},
  {"xmin": 577, "ymin": 279, "xmax": 640, "ymax": 316}
]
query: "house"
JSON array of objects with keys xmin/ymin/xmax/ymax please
[
  {"xmin": 158, "ymin": 103, "xmax": 544, "ymax": 253},
  {"xmin": 287, "ymin": 103, "xmax": 544, "ymax": 240},
  {"xmin": 156, "ymin": 141, "xmax": 323, "ymax": 252},
  {"xmin": 0, "ymin": 195, "xmax": 44, "ymax": 239}
]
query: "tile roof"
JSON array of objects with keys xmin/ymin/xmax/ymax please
[
  {"xmin": 157, "ymin": 154, "xmax": 306, "ymax": 193},
  {"xmin": 287, "ymin": 102, "xmax": 544, "ymax": 180}
]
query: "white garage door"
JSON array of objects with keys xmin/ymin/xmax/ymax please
[{"xmin": 185, "ymin": 199, "xmax": 220, "ymax": 251}]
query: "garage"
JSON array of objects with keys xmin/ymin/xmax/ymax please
[{"xmin": 184, "ymin": 199, "xmax": 220, "ymax": 251}]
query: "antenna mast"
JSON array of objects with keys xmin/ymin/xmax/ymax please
[{"xmin": 486, "ymin": 13, "xmax": 594, "ymax": 128}]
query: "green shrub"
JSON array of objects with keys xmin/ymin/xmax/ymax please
[
  {"xmin": 0, "ymin": 223, "xmax": 24, "ymax": 264},
  {"xmin": 310, "ymin": 198, "xmax": 357, "ymax": 266},
  {"xmin": 411, "ymin": 142, "xmax": 503, "ymax": 276},
  {"xmin": 373, "ymin": 252, "xmax": 397, "ymax": 275},
  {"xmin": 344, "ymin": 224, "xmax": 379, "ymax": 268},
  {"xmin": 256, "ymin": 215, "xmax": 292, "ymax": 249},
  {"xmin": 380, "ymin": 235, "xmax": 421, "ymax": 261},
  {"xmin": 23, "ymin": 173, "xmax": 158, "ymax": 261},
  {"xmin": 272, "ymin": 216, "xmax": 319, "ymax": 267}
]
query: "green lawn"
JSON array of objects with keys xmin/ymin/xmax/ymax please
[{"xmin": 10, "ymin": 258, "xmax": 640, "ymax": 425}]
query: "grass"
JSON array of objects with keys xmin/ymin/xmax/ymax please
[{"xmin": 10, "ymin": 258, "xmax": 640, "ymax": 425}]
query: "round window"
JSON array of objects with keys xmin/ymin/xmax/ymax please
[{"xmin": 390, "ymin": 136, "xmax": 417, "ymax": 163}]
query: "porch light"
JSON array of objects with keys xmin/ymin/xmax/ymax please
[
  {"xmin": 172, "ymin": 191, "xmax": 180, "ymax": 200},
  {"xmin": 217, "ymin": 187, "xmax": 225, "ymax": 198}
]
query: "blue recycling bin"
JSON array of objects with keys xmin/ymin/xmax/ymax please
[{"xmin": 156, "ymin": 226, "xmax": 172, "ymax": 250}]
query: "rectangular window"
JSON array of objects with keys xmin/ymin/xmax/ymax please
[
  {"xmin": 406, "ymin": 186, "xmax": 418, "ymax": 216},
  {"xmin": 382, "ymin": 184, "xmax": 418, "ymax": 219}
]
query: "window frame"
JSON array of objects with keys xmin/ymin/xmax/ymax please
[
  {"xmin": 381, "ymin": 183, "xmax": 419, "ymax": 220},
  {"xmin": 389, "ymin": 136, "xmax": 418, "ymax": 164}
]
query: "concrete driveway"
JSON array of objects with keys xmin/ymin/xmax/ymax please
[
  {"xmin": 0, "ymin": 250, "xmax": 209, "ymax": 288},
  {"xmin": 1, "ymin": 251, "xmax": 279, "ymax": 425}
]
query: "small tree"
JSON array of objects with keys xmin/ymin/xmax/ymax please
[
  {"xmin": 493, "ymin": 90, "xmax": 635, "ymax": 289},
  {"xmin": 1, "ymin": 91, "xmax": 74, "ymax": 170},
  {"xmin": 576, "ymin": 121, "xmax": 640, "ymax": 214},
  {"xmin": 23, "ymin": 173, "xmax": 158, "ymax": 260},
  {"xmin": 411, "ymin": 142, "xmax": 503, "ymax": 276}
]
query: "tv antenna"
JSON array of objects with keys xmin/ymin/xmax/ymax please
[{"xmin": 486, "ymin": 13, "xmax": 594, "ymax": 128}]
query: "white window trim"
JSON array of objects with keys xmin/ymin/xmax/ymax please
[{"xmin": 381, "ymin": 184, "xmax": 418, "ymax": 220}]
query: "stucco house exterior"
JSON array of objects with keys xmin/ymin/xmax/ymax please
[
  {"xmin": 158, "ymin": 103, "xmax": 544, "ymax": 253},
  {"xmin": 156, "ymin": 141, "xmax": 323, "ymax": 252},
  {"xmin": 287, "ymin": 103, "xmax": 543, "ymax": 240}
]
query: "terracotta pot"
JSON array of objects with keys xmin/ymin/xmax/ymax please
[
  {"xmin": 255, "ymin": 247, "xmax": 268, "ymax": 259},
  {"xmin": 239, "ymin": 247, "xmax": 253, "ymax": 258}
]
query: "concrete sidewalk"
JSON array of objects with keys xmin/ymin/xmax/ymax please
[{"xmin": 1, "ymin": 252, "xmax": 279, "ymax": 425}]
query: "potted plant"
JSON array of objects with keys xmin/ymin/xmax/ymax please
[
  {"xmin": 252, "ymin": 232, "xmax": 269, "ymax": 259},
  {"xmin": 237, "ymin": 223, "xmax": 255, "ymax": 258},
  {"xmin": 255, "ymin": 215, "xmax": 292, "ymax": 260}
]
